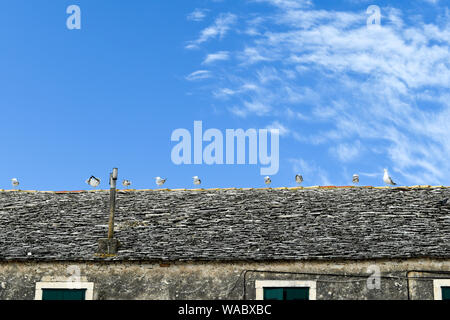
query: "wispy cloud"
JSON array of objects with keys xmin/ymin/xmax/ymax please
[
  {"xmin": 266, "ymin": 121, "xmax": 290, "ymax": 136},
  {"xmin": 230, "ymin": 99, "xmax": 272, "ymax": 117},
  {"xmin": 186, "ymin": 13, "xmax": 237, "ymax": 49},
  {"xmin": 185, "ymin": 1, "xmax": 450, "ymax": 185},
  {"xmin": 238, "ymin": 47, "xmax": 273, "ymax": 65},
  {"xmin": 251, "ymin": 0, "xmax": 313, "ymax": 10},
  {"xmin": 289, "ymin": 158, "xmax": 332, "ymax": 186},
  {"xmin": 203, "ymin": 51, "xmax": 230, "ymax": 64},
  {"xmin": 187, "ymin": 9, "xmax": 209, "ymax": 22},
  {"xmin": 186, "ymin": 70, "xmax": 212, "ymax": 81},
  {"xmin": 330, "ymin": 141, "xmax": 362, "ymax": 162},
  {"xmin": 422, "ymin": 0, "xmax": 439, "ymax": 4}
]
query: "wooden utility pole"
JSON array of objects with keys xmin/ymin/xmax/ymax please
[
  {"xmin": 107, "ymin": 168, "xmax": 118, "ymax": 239},
  {"xmin": 98, "ymin": 168, "xmax": 120, "ymax": 255}
]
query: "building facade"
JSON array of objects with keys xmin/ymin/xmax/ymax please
[{"xmin": 0, "ymin": 187, "xmax": 449, "ymax": 300}]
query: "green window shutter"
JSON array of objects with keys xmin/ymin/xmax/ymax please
[
  {"xmin": 442, "ymin": 287, "xmax": 450, "ymax": 300},
  {"xmin": 42, "ymin": 289, "xmax": 86, "ymax": 300},
  {"xmin": 264, "ymin": 287, "xmax": 310, "ymax": 300},
  {"xmin": 284, "ymin": 287, "xmax": 309, "ymax": 300},
  {"xmin": 264, "ymin": 288, "xmax": 284, "ymax": 300}
]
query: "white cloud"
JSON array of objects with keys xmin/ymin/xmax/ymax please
[
  {"xmin": 289, "ymin": 158, "xmax": 332, "ymax": 186},
  {"xmin": 203, "ymin": 51, "xmax": 230, "ymax": 64},
  {"xmin": 266, "ymin": 121, "xmax": 290, "ymax": 136},
  {"xmin": 186, "ymin": 2, "xmax": 450, "ymax": 184},
  {"xmin": 185, "ymin": 70, "xmax": 212, "ymax": 81},
  {"xmin": 229, "ymin": 99, "xmax": 271, "ymax": 117},
  {"xmin": 252, "ymin": 0, "xmax": 313, "ymax": 10},
  {"xmin": 422, "ymin": 0, "xmax": 439, "ymax": 4},
  {"xmin": 330, "ymin": 141, "xmax": 362, "ymax": 162},
  {"xmin": 239, "ymin": 47, "xmax": 273, "ymax": 65},
  {"xmin": 187, "ymin": 9, "xmax": 208, "ymax": 22},
  {"xmin": 186, "ymin": 13, "xmax": 237, "ymax": 49},
  {"xmin": 244, "ymin": 100, "xmax": 271, "ymax": 115},
  {"xmin": 213, "ymin": 88, "xmax": 236, "ymax": 98}
]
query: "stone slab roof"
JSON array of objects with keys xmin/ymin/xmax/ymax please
[{"xmin": 0, "ymin": 187, "xmax": 449, "ymax": 262}]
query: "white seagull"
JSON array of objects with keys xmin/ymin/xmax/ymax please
[
  {"xmin": 122, "ymin": 180, "xmax": 132, "ymax": 189},
  {"xmin": 193, "ymin": 176, "xmax": 201, "ymax": 186},
  {"xmin": 352, "ymin": 174, "xmax": 360, "ymax": 184},
  {"xmin": 264, "ymin": 176, "xmax": 272, "ymax": 186},
  {"xmin": 86, "ymin": 176, "xmax": 101, "ymax": 189},
  {"xmin": 155, "ymin": 177, "xmax": 166, "ymax": 186},
  {"xmin": 11, "ymin": 178, "xmax": 19, "ymax": 189},
  {"xmin": 295, "ymin": 174, "xmax": 303, "ymax": 185},
  {"xmin": 383, "ymin": 169, "xmax": 397, "ymax": 186}
]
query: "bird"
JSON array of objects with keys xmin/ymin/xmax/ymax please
[
  {"xmin": 11, "ymin": 178, "xmax": 19, "ymax": 190},
  {"xmin": 155, "ymin": 177, "xmax": 166, "ymax": 187},
  {"xmin": 192, "ymin": 176, "xmax": 201, "ymax": 186},
  {"xmin": 383, "ymin": 169, "xmax": 397, "ymax": 186},
  {"xmin": 86, "ymin": 176, "xmax": 101, "ymax": 189},
  {"xmin": 122, "ymin": 180, "xmax": 132, "ymax": 189},
  {"xmin": 352, "ymin": 174, "xmax": 360, "ymax": 184},
  {"xmin": 264, "ymin": 176, "xmax": 272, "ymax": 186},
  {"xmin": 295, "ymin": 175, "xmax": 303, "ymax": 185}
]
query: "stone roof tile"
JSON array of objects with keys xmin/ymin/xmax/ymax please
[{"xmin": 0, "ymin": 187, "xmax": 449, "ymax": 261}]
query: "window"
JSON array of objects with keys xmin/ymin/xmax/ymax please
[
  {"xmin": 433, "ymin": 280, "xmax": 450, "ymax": 300},
  {"xmin": 442, "ymin": 287, "xmax": 450, "ymax": 300},
  {"xmin": 42, "ymin": 289, "xmax": 86, "ymax": 300},
  {"xmin": 255, "ymin": 280, "xmax": 316, "ymax": 300},
  {"xmin": 264, "ymin": 287, "xmax": 310, "ymax": 300},
  {"xmin": 35, "ymin": 282, "xmax": 94, "ymax": 300}
]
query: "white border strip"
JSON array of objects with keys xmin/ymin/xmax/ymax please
[{"xmin": 433, "ymin": 279, "xmax": 450, "ymax": 300}]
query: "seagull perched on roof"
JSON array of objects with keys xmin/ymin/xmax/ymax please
[
  {"xmin": 352, "ymin": 174, "xmax": 360, "ymax": 184},
  {"xmin": 264, "ymin": 176, "xmax": 272, "ymax": 186},
  {"xmin": 383, "ymin": 169, "xmax": 396, "ymax": 186},
  {"xmin": 155, "ymin": 177, "xmax": 166, "ymax": 186},
  {"xmin": 295, "ymin": 174, "xmax": 303, "ymax": 185},
  {"xmin": 11, "ymin": 178, "xmax": 19, "ymax": 190},
  {"xmin": 122, "ymin": 180, "xmax": 132, "ymax": 189},
  {"xmin": 192, "ymin": 176, "xmax": 201, "ymax": 186},
  {"xmin": 86, "ymin": 176, "xmax": 101, "ymax": 189}
]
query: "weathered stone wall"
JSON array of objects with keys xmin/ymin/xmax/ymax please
[{"xmin": 1, "ymin": 258, "xmax": 449, "ymax": 300}]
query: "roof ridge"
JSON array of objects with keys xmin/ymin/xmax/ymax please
[{"xmin": 0, "ymin": 185, "xmax": 448, "ymax": 193}]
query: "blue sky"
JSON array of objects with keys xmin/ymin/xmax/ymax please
[{"xmin": 0, "ymin": 0, "xmax": 449, "ymax": 190}]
